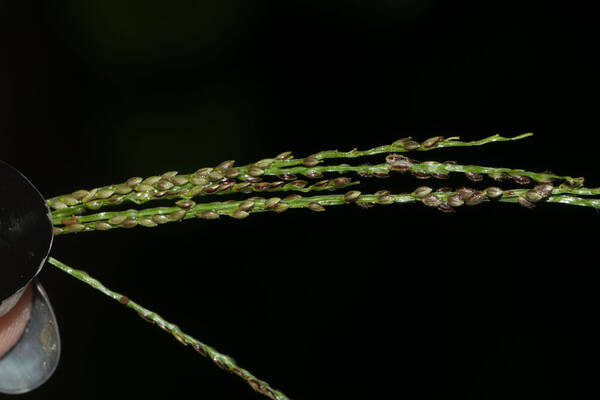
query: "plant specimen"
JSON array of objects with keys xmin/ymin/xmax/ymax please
[{"xmin": 1, "ymin": 133, "xmax": 597, "ymax": 399}]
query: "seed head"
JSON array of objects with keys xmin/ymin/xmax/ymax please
[
  {"xmin": 95, "ymin": 189, "xmax": 114, "ymax": 199},
  {"xmin": 53, "ymin": 227, "xmax": 64, "ymax": 235},
  {"xmin": 231, "ymin": 210, "xmax": 250, "ymax": 219},
  {"xmin": 485, "ymin": 187, "xmax": 503, "ymax": 199},
  {"xmin": 413, "ymin": 186, "xmax": 432, "ymax": 198},
  {"xmin": 139, "ymin": 218, "xmax": 158, "ymax": 228},
  {"xmin": 421, "ymin": 136, "xmax": 444, "ymax": 148},
  {"xmin": 122, "ymin": 218, "xmax": 138, "ymax": 228},
  {"xmin": 437, "ymin": 203, "xmax": 455, "ymax": 213},
  {"xmin": 61, "ymin": 196, "xmax": 79, "ymax": 206},
  {"xmin": 447, "ymin": 194, "xmax": 464, "ymax": 207},
  {"xmin": 279, "ymin": 173, "xmax": 297, "ymax": 181},
  {"xmin": 115, "ymin": 185, "xmax": 133, "ymax": 194},
  {"xmin": 344, "ymin": 190, "xmax": 361, "ymax": 202},
  {"xmin": 135, "ymin": 184, "xmax": 154, "ymax": 193},
  {"xmin": 273, "ymin": 202, "xmax": 290, "ymax": 213},
  {"xmin": 377, "ymin": 195, "xmax": 395, "ymax": 205},
  {"xmin": 254, "ymin": 158, "xmax": 274, "ymax": 169},
  {"xmin": 216, "ymin": 160, "xmax": 235, "ymax": 170},
  {"xmin": 191, "ymin": 176, "xmax": 208, "ymax": 186},
  {"xmin": 51, "ymin": 200, "xmax": 67, "ymax": 210},
  {"xmin": 525, "ymin": 190, "xmax": 544, "ymax": 203},
  {"xmin": 217, "ymin": 181, "xmax": 236, "ymax": 192},
  {"xmin": 224, "ymin": 168, "xmax": 241, "ymax": 178},
  {"xmin": 195, "ymin": 167, "xmax": 213, "ymax": 177},
  {"xmin": 85, "ymin": 200, "xmax": 103, "ymax": 210},
  {"xmin": 161, "ymin": 171, "xmax": 179, "ymax": 180},
  {"xmin": 307, "ymin": 202, "xmax": 326, "ymax": 212},
  {"xmin": 187, "ymin": 185, "xmax": 204, "ymax": 197},
  {"xmin": 331, "ymin": 177, "xmax": 351, "ymax": 187},
  {"xmin": 465, "ymin": 191, "xmax": 485, "ymax": 206},
  {"xmin": 70, "ymin": 189, "xmax": 89, "ymax": 200},
  {"xmin": 389, "ymin": 164, "xmax": 412, "ymax": 172},
  {"xmin": 171, "ymin": 175, "xmax": 189, "ymax": 186},
  {"xmin": 412, "ymin": 171, "xmax": 431, "ymax": 179},
  {"xmin": 95, "ymin": 222, "xmax": 112, "ymax": 231},
  {"xmin": 205, "ymin": 183, "xmax": 220, "ymax": 193},
  {"xmin": 208, "ymin": 170, "xmax": 224, "ymax": 181},
  {"xmin": 252, "ymin": 182, "xmax": 271, "ymax": 191},
  {"xmin": 518, "ymin": 196, "xmax": 536, "ymax": 209},
  {"xmin": 66, "ymin": 223, "xmax": 86, "ymax": 233},
  {"xmin": 152, "ymin": 215, "xmax": 170, "ymax": 224},
  {"xmin": 456, "ymin": 187, "xmax": 475, "ymax": 201},
  {"xmin": 357, "ymin": 201, "xmax": 375, "ymax": 209},
  {"xmin": 238, "ymin": 200, "xmax": 255, "ymax": 211},
  {"xmin": 510, "ymin": 174, "xmax": 531, "ymax": 185},
  {"xmin": 387, "ymin": 155, "xmax": 412, "ymax": 172},
  {"xmin": 302, "ymin": 156, "xmax": 320, "ymax": 167},
  {"xmin": 533, "ymin": 183, "xmax": 554, "ymax": 197},
  {"xmin": 127, "ymin": 177, "xmax": 143, "ymax": 187},
  {"xmin": 488, "ymin": 173, "xmax": 507, "ymax": 181},
  {"xmin": 422, "ymin": 194, "xmax": 441, "ymax": 208},
  {"xmin": 170, "ymin": 210, "xmax": 186, "ymax": 221},
  {"xmin": 232, "ymin": 182, "xmax": 251, "ymax": 191},
  {"xmin": 81, "ymin": 188, "xmax": 98, "ymax": 202},
  {"xmin": 243, "ymin": 175, "xmax": 262, "ymax": 183},
  {"xmin": 275, "ymin": 151, "xmax": 293, "ymax": 160},
  {"xmin": 157, "ymin": 179, "xmax": 174, "ymax": 190},
  {"xmin": 248, "ymin": 166, "xmax": 264, "ymax": 177},
  {"xmin": 393, "ymin": 138, "xmax": 420, "ymax": 150},
  {"xmin": 108, "ymin": 196, "xmax": 124, "ymax": 204},
  {"xmin": 265, "ymin": 197, "xmax": 282, "ymax": 209},
  {"xmin": 142, "ymin": 176, "xmax": 161, "ymax": 185},
  {"xmin": 109, "ymin": 215, "xmax": 128, "ymax": 225},
  {"xmin": 290, "ymin": 180, "xmax": 308, "ymax": 189},
  {"xmin": 284, "ymin": 194, "xmax": 301, "ymax": 201},
  {"xmin": 176, "ymin": 199, "xmax": 196, "ymax": 209},
  {"xmin": 305, "ymin": 170, "xmax": 323, "ymax": 179},
  {"xmin": 432, "ymin": 173, "xmax": 450, "ymax": 179},
  {"xmin": 197, "ymin": 210, "xmax": 219, "ymax": 220}
]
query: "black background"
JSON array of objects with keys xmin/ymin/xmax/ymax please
[{"xmin": 1, "ymin": 1, "xmax": 598, "ymax": 399}]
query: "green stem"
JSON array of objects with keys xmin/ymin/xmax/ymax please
[
  {"xmin": 47, "ymin": 257, "xmax": 292, "ymax": 400},
  {"xmin": 52, "ymin": 185, "xmax": 600, "ymax": 235},
  {"xmin": 272, "ymin": 132, "xmax": 535, "ymax": 167},
  {"xmin": 46, "ymin": 133, "xmax": 534, "ymax": 217}
]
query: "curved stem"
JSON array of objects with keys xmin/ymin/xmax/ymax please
[{"xmin": 47, "ymin": 257, "xmax": 292, "ymax": 400}]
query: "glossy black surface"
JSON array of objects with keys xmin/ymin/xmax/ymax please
[{"xmin": 0, "ymin": 160, "xmax": 53, "ymax": 300}]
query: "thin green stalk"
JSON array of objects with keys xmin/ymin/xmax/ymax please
[
  {"xmin": 47, "ymin": 133, "xmax": 534, "ymax": 218},
  {"xmin": 49, "ymin": 177, "xmax": 359, "ymax": 221},
  {"xmin": 47, "ymin": 257, "xmax": 291, "ymax": 400},
  {"xmin": 52, "ymin": 185, "xmax": 600, "ymax": 235},
  {"xmin": 259, "ymin": 160, "xmax": 578, "ymax": 184},
  {"xmin": 270, "ymin": 132, "xmax": 535, "ymax": 167}
]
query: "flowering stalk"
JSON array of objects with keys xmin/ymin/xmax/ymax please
[
  {"xmin": 47, "ymin": 133, "xmax": 543, "ymax": 219},
  {"xmin": 46, "ymin": 257, "xmax": 290, "ymax": 400},
  {"xmin": 45, "ymin": 132, "xmax": 600, "ymax": 400},
  {"xmin": 52, "ymin": 184, "xmax": 600, "ymax": 235}
]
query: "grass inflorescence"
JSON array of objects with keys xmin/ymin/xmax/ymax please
[{"xmin": 46, "ymin": 132, "xmax": 600, "ymax": 400}]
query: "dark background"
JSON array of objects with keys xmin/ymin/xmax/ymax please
[{"xmin": 1, "ymin": 1, "xmax": 598, "ymax": 399}]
